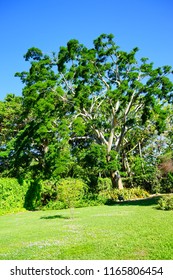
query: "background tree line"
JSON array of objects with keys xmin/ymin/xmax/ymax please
[{"xmin": 0, "ymin": 34, "xmax": 173, "ymax": 204}]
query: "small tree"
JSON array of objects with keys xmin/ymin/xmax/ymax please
[{"xmin": 57, "ymin": 178, "xmax": 87, "ymax": 218}]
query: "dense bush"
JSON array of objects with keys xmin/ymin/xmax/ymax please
[
  {"xmin": 157, "ymin": 195, "xmax": 173, "ymax": 211},
  {"xmin": 0, "ymin": 178, "xmax": 27, "ymax": 215},
  {"xmin": 40, "ymin": 180, "xmax": 57, "ymax": 206},
  {"xmin": 160, "ymin": 173, "xmax": 173, "ymax": 193},
  {"xmin": 97, "ymin": 177, "xmax": 112, "ymax": 191}
]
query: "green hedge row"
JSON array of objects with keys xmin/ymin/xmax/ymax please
[
  {"xmin": 0, "ymin": 177, "xmax": 153, "ymax": 215},
  {"xmin": 16, "ymin": 178, "xmax": 89, "ymax": 211},
  {"xmin": 0, "ymin": 178, "xmax": 27, "ymax": 215},
  {"xmin": 0, "ymin": 177, "xmax": 90, "ymax": 214}
]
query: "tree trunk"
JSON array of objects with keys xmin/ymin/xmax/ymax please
[
  {"xmin": 123, "ymin": 153, "xmax": 134, "ymax": 187},
  {"xmin": 139, "ymin": 141, "xmax": 145, "ymax": 173},
  {"xmin": 110, "ymin": 170, "xmax": 123, "ymax": 189}
]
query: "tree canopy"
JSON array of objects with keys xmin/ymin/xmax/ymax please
[{"xmin": 0, "ymin": 34, "xmax": 173, "ymax": 192}]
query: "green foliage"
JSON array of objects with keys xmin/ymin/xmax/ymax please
[
  {"xmin": 98, "ymin": 187, "xmax": 150, "ymax": 204},
  {"xmin": 0, "ymin": 94, "xmax": 23, "ymax": 175},
  {"xmin": 159, "ymin": 173, "xmax": 173, "ymax": 193},
  {"xmin": 1, "ymin": 34, "xmax": 173, "ymax": 192},
  {"xmin": 40, "ymin": 180, "xmax": 57, "ymax": 206},
  {"xmin": 0, "ymin": 178, "xmax": 27, "ymax": 215},
  {"xmin": 56, "ymin": 178, "xmax": 87, "ymax": 208},
  {"xmin": 73, "ymin": 143, "xmax": 108, "ymax": 189},
  {"xmin": 42, "ymin": 200, "xmax": 67, "ymax": 210},
  {"xmin": 97, "ymin": 177, "xmax": 112, "ymax": 191},
  {"xmin": 40, "ymin": 178, "xmax": 88, "ymax": 210},
  {"xmin": 72, "ymin": 117, "xmax": 86, "ymax": 136},
  {"xmin": 23, "ymin": 179, "xmax": 42, "ymax": 210},
  {"xmin": 23, "ymin": 47, "xmax": 43, "ymax": 61},
  {"xmin": 157, "ymin": 195, "xmax": 173, "ymax": 211}
]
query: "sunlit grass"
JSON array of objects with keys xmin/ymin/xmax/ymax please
[{"xmin": 0, "ymin": 197, "xmax": 173, "ymax": 260}]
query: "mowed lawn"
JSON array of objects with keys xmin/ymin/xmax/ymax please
[{"xmin": 0, "ymin": 197, "xmax": 173, "ymax": 260}]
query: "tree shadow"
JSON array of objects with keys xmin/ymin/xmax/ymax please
[
  {"xmin": 40, "ymin": 214, "xmax": 70, "ymax": 220},
  {"xmin": 105, "ymin": 195, "xmax": 162, "ymax": 207}
]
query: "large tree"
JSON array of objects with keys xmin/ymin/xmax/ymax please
[
  {"xmin": 14, "ymin": 34, "xmax": 173, "ymax": 188},
  {"xmin": 56, "ymin": 34, "xmax": 173, "ymax": 188}
]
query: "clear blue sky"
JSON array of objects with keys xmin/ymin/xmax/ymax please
[{"xmin": 0, "ymin": 0, "xmax": 173, "ymax": 100}]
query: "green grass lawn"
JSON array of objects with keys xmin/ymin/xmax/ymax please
[{"xmin": 0, "ymin": 196, "xmax": 173, "ymax": 260}]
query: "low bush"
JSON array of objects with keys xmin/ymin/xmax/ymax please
[
  {"xmin": 0, "ymin": 178, "xmax": 27, "ymax": 215},
  {"xmin": 157, "ymin": 195, "xmax": 173, "ymax": 211},
  {"xmin": 98, "ymin": 187, "xmax": 150, "ymax": 204}
]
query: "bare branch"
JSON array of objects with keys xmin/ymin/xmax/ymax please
[
  {"xmin": 134, "ymin": 103, "xmax": 143, "ymax": 113},
  {"xmin": 95, "ymin": 129, "xmax": 108, "ymax": 146},
  {"xmin": 124, "ymin": 90, "xmax": 136, "ymax": 118},
  {"xmin": 60, "ymin": 73, "xmax": 76, "ymax": 95},
  {"xmin": 69, "ymin": 136, "xmax": 91, "ymax": 141}
]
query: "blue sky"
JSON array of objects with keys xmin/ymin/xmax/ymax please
[{"xmin": 0, "ymin": 0, "xmax": 173, "ymax": 100}]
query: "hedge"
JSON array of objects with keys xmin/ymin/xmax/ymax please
[{"xmin": 0, "ymin": 178, "xmax": 27, "ymax": 215}]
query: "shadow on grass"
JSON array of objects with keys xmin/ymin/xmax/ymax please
[
  {"xmin": 40, "ymin": 215, "xmax": 70, "ymax": 220},
  {"xmin": 105, "ymin": 195, "xmax": 162, "ymax": 207}
]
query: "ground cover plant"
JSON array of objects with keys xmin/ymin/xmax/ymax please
[{"xmin": 0, "ymin": 196, "xmax": 173, "ymax": 260}]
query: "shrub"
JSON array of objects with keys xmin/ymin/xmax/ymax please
[
  {"xmin": 41, "ymin": 178, "xmax": 88, "ymax": 210},
  {"xmin": 160, "ymin": 173, "xmax": 173, "ymax": 193},
  {"xmin": 98, "ymin": 187, "xmax": 150, "ymax": 204},
  {"xmin": 157, "ymin": 195, "xmax": 173, "ymax": 211},
  {"xmin": 97, "ymin": 177, "xmax": 112, "ymax": 191},
  {"xmin": 0, "ymin": 178, "xmax": 27, "ymax": 215},
  {"xmin": 40, "ymin": 180, "xmax": 57, "ymax": 206}
]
